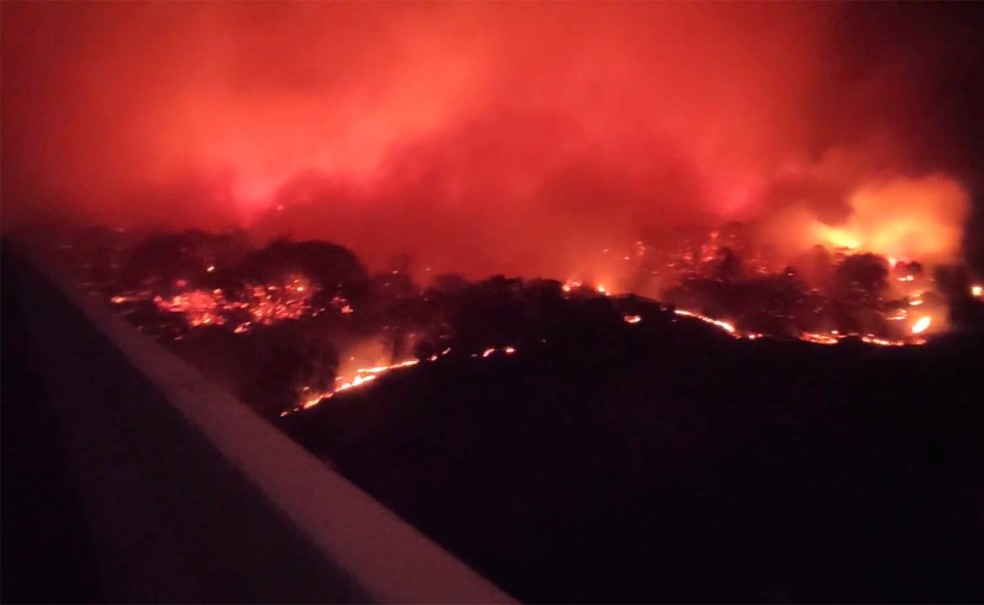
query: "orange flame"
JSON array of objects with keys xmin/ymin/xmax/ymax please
[{"xmin": 911, "ymin": 316, "xmax": 931, "ymax": 335}]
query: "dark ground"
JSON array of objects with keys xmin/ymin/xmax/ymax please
[
  {"xmin": 2, "ymin": 249, "xmax": 369, "ymax": 604},
  {"xmin": 2, "ymin": 252, "xmax": 102, "ymax": 603},
  {"xmin": 282, "ymin": 315, "xmax": 984, "ymax": 603}
]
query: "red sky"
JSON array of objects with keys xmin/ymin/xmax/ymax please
[{"xmin": 3, "ymin": 2, "xmax": 981, "ymax": 278}]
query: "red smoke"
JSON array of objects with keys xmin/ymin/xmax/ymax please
[{"xmin": 2, "ymin": 3, "xmax": 978, "ymax": 281}]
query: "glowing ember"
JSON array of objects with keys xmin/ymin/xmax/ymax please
[
  {"xmin": 332, "ymin": 296, "xmax": 354, "ymax": 314},
  {"xmin": 154, "ymin": 290, "xmax": 229, "ymax": 327},
  {"xmin": 801, "ymin": 332, "xmax": 839, "ymax": 345},
  {"xmin": 911, "ymin": 316, "xmax": 931, "ymax": 334},
  {"xmin": 623, "ymin": 314, "xmax": 642, "ymax": 324},
  {"xmin": 562, "ymin": 279, "xmax": 582, "ymax": 293},
  {"xmin": 358, "ymin": 359, "xmax": 421, "ymax": 375},
  {"xmin": 300, "ymin": 388, "xmax": 332, "ymax": 409},
  {"xmin": 113, "ymin": 272, "xmax": 331, "ymax": 334},
  {"xmin": 861, "ymin": 335, "xmax": 906, "ymax": 347},
  {"xmin": 674, "ymin": 308, "xmax": 922, "ymax": 347},
  {"xmin": 283, "ymin": 345, "xmax": 518, "ymax": 416},
  {"xmin": 674, "ymin": 309, "xmax": 736, "ymax": 335}
]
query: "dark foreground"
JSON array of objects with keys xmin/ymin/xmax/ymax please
[
  {"xmin": 283, "ymin": 321, "xmax": 984, "ymax": 602},
  {"xmin": 2, "ymin": 250, "xmax": 367, "ymax": 603}
]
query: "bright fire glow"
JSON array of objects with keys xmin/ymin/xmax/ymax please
[
  {"xmin": 911, "ymin": 316, "xmax": 931, "ymax": 334},
  {"xmin": 674, "ymin": 309, "xmax": 736, "ymax": 335},
  {"xmin": 109, "ymin": 273, "xmax": 363, "ymax": 333},
  {"xmin": 810, "ymin": 176, "xmax": 969, "ymax": 262},
  {"xmin": 282, "ymin": 345, "xmax": 531, "ymax": 416},
  {"xmin": 562, "ymin": 280, "xmax": 582, "ymax": 293},
  {"xmin": 673, "ymin": 308, "xmax": 920, "ymax": 348}
]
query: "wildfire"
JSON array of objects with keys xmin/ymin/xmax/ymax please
[
  {"xmin": 911, "ymin": 316, "xmax": 931, "ymax": 334},
  {"xmin": 281, "ymin": 358, "xmax": 422, "ymax": 416},
  {"xmin": 861, "ymin": 335, "xmax": 906, "ymax": 347},
  {"xmin": 281, "ymin": 344, "xmax": 525, "ymax": 416},
  {"xmin": 801, "ymin": 332, "xmax": 839, "ymax": 345},
  {"xmin": 105, "ymin": 272, "xmax": 360, "ymax": 335},
  {"xmin": 673, "ymin": 308, "xmax": 922, "ymax": 347},
  {"xmin": 972, "ymin": 285, "xmax": 982, "ymax": 298},
  {"xmin": 287, "ymin": 300, "xmax": 936, "ymax": 419},
  {"xmin": 673, "ymin": 309, "xmax": 736, "ymax": 335},
  {"xmin": 154, "ymin": 290, "xmax": 229, "ymax": 327},
  {"xmin": 810, "ymin": 176, "xmax": 968, "ymax": 263},
  {"xmin": 244, "ymin": 275, "xmax": 318, "ymax": 325}
]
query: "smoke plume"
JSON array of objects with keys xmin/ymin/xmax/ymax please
[{"xmin": 3, "ymin": 3, "xmax": 982, "ymax": 279}]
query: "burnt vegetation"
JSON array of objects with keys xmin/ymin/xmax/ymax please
[{"xmin": 59, "ymin": 227, "xmax": 984, "ymax": 602}]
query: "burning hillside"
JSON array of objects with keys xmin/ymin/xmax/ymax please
[
  {"xmin": 3, "ymin": 0, "xmax": 983, "ymax": 451},
  {"xmin": 49, "ymin": 225, "xmax": 984, "ymax": 418},
  {"xmin": 4, "ymin": 5, "xmax": 983, "ymax": 602}
]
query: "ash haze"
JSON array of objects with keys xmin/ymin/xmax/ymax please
[{"xmin": 3, "ymin": 2, "xmax": 983, "ymax": 282}]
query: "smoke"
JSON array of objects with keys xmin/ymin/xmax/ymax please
[{"xmin": 3, "ymin": 3, "xmax": 982, "ymax": 277}]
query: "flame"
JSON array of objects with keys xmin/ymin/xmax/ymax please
[
  {"xmin": 279, "ymin": 294, "xmax": 939, "ymax": 418},
  {"xmin": 154, "ymin": 290, "xmax": 229, "ymax": 327},
  {"xmin": 801, "ymin": 332, "xmax": 839, "ymax": 345},
  {"xmin": 972, "ymin": 285, "xmax": 982, "ymax": 298},
  {"xmin": 674, "ymin": 309, "xmax": 736, "ymax": 335},
  {"xmin": 105, "ymin": 272, "xmax": 359, "ymax": 334},
  {"xmin": 860, "ymin": 335, "xmax": 905, "ymax": 347},
  {"xmin": 283, "ymin": 345, "xmax": 523, "ymax": 416},
  {"xmin": 911, "ymin": 316, "xmax": 931, "ymax": 334},
  {"xmin": 675, "ymin": 308, "xmax": 918, "ymax": 347},
  {"xmin": 562, "ymin": 279, "xmax": 582, "ymax": 293}
]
